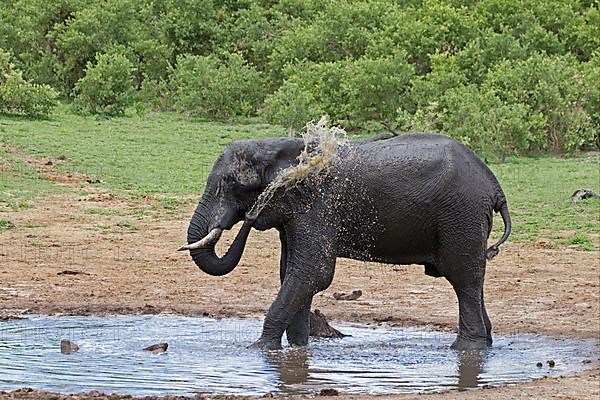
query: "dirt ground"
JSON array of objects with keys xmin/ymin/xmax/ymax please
[{"xmin": 1, "ymin": 177, "xmax": 599, "ymax": 399}]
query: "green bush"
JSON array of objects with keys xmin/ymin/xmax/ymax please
[
  {"xmin": 0, "ymin": 49, "xmax": 57, "ymax": 117},
  {"xmin": 345, "ymin": 54, "xmax": 415, "ymax": 124},
  {"xmin": 263, "ymin": 81, "xmax": 323, "ymax": 135},
  {"xmin": 484, "ymin": 53, "xmax": 597, "ymax": 152},
  {"xmin": 171, "ymin": 53, "xmax": 267, "ymax": 120},
  {"xmin": 439, "ymin": 86, "xmax": 546, "ymax": 160},
  {"xmin": 1, "ymin": 0, "xmax": 598, "ymax": 155},
  {"xmin": 73, "ymin": 51, "xmax": 136, "ymax": 116},
  {"xmin": 398, "ymin": 85, "xmax": 546, "ymax": 160},
  {"xmin": 279, "ymin": 54, "xmax": 414, "ymax": 126}
]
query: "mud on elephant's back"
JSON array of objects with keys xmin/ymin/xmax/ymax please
[{"xmin": 309, "ymin": 309, "xmax": 347, "ymax": 338}]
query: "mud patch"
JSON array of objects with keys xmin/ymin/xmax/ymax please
[{"xmin": 0, "ymin": 315, "xmax": 596, "ymax": 397}]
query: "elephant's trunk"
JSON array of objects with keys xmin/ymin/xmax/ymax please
[{"xmin": 185, "ymin": 198, "xmax": 253, "ymax": 277}]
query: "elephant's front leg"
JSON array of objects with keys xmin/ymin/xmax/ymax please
[
  {"xmin": 278, "ymin": 230, "xmax": 313, "ymax": 347},
  {"xmin": 251, "ymin": 228, "xmax": 335, "ymax": 350}
]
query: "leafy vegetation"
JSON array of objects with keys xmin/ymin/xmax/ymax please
[
  {"xmin": 0, "ymin": 48, "xmax": 57, "ymax": 117},
  {"xmin": 171, "ymin": 53, "xmax": 267, "ymax": 120},
  {"xmin": 0, "ymin": 0, "xmax": 597, "ymax": 156},
  {"xmin": 73, "ymin": 50, "xmax": 136, "ymax": 116}
]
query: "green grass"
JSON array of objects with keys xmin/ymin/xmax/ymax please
[
  {"xmin": 1, "ymin": 108, "xmax": 598, "ymax": 248},
  {"xmin": 0, "ymin": 148, "xmax": 59, "ymax": 210},
  {"xmin": 489, "ymin": 156, "xmax": 599, "ymax": 247},
  {"xmin": 0, "ymin": 219, "xmax": 15, "ymax": 231},
  {"xmin": 566, "ymin": 234, "xmax": 595, "ymax": 251},
  {"xmin": 0, "ymin": 106, "xmax": 284, "ymax": 194}
]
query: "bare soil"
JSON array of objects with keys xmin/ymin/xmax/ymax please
[{"xmin": 0, "ymin": 186, "xmax": 599, "ymax": 400}]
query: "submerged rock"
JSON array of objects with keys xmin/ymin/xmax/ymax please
[
  {"xmin": 319, "ymin": 388, "xmax": 339, "ymax": 396},
  {"xmin": 60, "ymin": 339, "xmax": 79, "ymax": 354},
  {"xmin": 144, "ymin": 342, "xmax": 168, "ymax": 353},
  {"xmin": 309, "ymin": 309, "xmax": 346, "ymax": 338}
]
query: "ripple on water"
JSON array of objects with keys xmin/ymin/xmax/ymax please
[{"xmin": 0, "ymin": 315, "xmax": 597, "ymax": 396}]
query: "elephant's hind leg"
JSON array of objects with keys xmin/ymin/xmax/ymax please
[
  {"xmin": 481, "ymin": 288, "xmax": 492, "ymax": 345},
  {"xmin": 444, "ymin": 256, "xmax": 490, "ymax": 350},
  {"xmin": 450, "ymin": 283, "xmax": 489, "ymax": 350}
]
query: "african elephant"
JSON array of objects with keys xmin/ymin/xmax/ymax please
[{"xmin": 180, "ymin": 133, "xmax": 511, "ymax": 350}]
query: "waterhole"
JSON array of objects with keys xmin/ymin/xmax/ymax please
[{"xmin": 0, "ymin": 315, "xmax": 596, "ymax": 396}]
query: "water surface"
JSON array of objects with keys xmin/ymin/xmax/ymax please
[{"xmin": 0, "ymin": 315, "xmax": 596, "ymax": 396}]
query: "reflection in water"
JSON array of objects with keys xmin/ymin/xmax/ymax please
[
  {"xmin": 265, "ymin": 346, "xmax": 488, "ymax": 392},
  {"xmin": 456, "ymin": 350, "xmax": 484, "ymax": 388},
  {"xmin": 263, "ymin": 348, "xmax": 310, "ymax": 393}
]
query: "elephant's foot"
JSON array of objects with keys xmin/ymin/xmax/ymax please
[
  {"xmin": 248, "ymin": 337, "xmax": 282, "ymax": 351},
  {"xmin": 286, "ymin": 331, "xmax": 309, "ymax": 347},
  {"xmin": 286, "ymin": 322, "xmax": 309, "ymax": 347},
  {"xmin": 451, "ymin": 335, "xmax": 490, "ymax": 351}
]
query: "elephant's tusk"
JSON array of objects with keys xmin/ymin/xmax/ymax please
[{"xmin": 177, "ymin": 228, "xmax": 223, "ymax": 251}]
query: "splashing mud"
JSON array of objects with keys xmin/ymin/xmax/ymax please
[{"xmin": 246, "ymin": 116, "xmax": 349, "ymax": 220}]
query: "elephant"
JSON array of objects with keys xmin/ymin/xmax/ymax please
[{"xmin": 179, "ymin": 132, "xmax": 511, "ymax": 351}]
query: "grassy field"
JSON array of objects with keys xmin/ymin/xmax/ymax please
[
  {"xmin": 0, "ymin": 108, "xmax": 598, "ymax": 249},
  {"xmin": 0, "ymin": 106, "xmax": 284, "ymax": 194}
]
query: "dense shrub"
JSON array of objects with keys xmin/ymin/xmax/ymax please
[
  {"xmin": 483, "ymin": 53, "xmax": 596, "ymax": 152},
  {"xmin": 1, "ymin": 0, "xmax": 598, "ymax": 155},
  {"xmin": 278, "ymin": 54, "xmax": 415, "ymax": 126},
  {"xmin": 0, "ymin": 49, "xmax": 57, "ymax": 117},
  {"xmin": 171, "ymin": 53, "xmax": 267, "ymax": 120},
  {"xmin": 263, "ymin": 81, "xmax": 323, "ymax": 135},
  {"xmin": 73, "ymin": 51, "xmax": 135, "ymax": 116}
]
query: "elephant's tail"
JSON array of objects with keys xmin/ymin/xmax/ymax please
[{"xmin": 485, "ymin": 199, "xmax": 512, "ymax": 261}]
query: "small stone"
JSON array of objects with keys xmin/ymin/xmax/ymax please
[
  {"xmin": 582, "ymin": 359, "xmax": 592, "ymax": 364},
  {"xmin": 144, "ymin": 342, "xmax": 168, "ymax": 353},
  {"xmin": 333, "ymin": 290, "xmax": 362, "ymax": 301},
  {"xmin": 536, "ymin": 362, "xmax": 543, "ymax": 368},
  {"xmin": 547, "ymin": 359, "xmax": 555, "ymax": 367},
  {"xmin": 262, "ymin": 392, "xmax": 274, "ymax": 398},
  {"xmin": 319, "ymin": 388, "xmax": 339, "ymax": 396},
  {"xmin": 60, "ymin": 339, "xmax": 79, "ymax": 354}
]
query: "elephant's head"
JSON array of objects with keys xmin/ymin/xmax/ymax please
[{"xmin": 179, "ymin": 138, "xmax": 304, "ymax": 276}]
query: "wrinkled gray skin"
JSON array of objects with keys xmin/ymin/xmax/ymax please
[{"xmin": 183, "ymin": 133, "xmax": 511, "ymax": 351}]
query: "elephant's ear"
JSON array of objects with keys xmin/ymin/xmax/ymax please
[{"xmin": 260, "ymin": 139, "xmax": 304, "ymax": 185}]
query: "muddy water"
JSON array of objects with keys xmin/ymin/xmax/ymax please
[{"xmin": 0, "ymin": 316, "xmax": 596, "ymax": 396}]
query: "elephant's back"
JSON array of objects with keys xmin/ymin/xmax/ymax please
[
  {"xmin": 354, "ymin": 133, "xmax": 497, "ymax": 188},
  {"xmin": 344, "ymin": 132, "xmax": 501, "ymax": 225}
]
